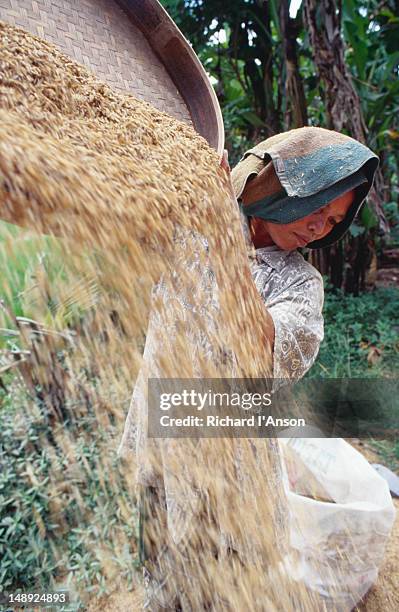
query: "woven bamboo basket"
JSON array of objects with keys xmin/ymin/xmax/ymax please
[{"xmin": 0, "ymin": 0, "xmax": 224, "ymax": 155}]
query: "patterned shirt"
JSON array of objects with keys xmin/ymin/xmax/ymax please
[{"xmin": 250, "ymin": 245, "xmax": 324, "ymax": 380}]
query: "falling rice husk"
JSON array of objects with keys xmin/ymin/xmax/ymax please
[{"xmin": 0, "ymin": 21, "xmax": 322, "ymax": 610}]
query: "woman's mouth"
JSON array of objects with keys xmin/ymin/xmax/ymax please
[{"xmin": 294, "ymin": 233, "xmax": 309, "ymax": 247}]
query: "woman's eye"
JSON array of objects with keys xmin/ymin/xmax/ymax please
[{"xmin": 328, "ymin": 217, "xmax": 338, "ymax": 227}]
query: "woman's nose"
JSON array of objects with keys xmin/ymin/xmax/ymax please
[{"xmin": 307, "ymin": 215, "xmax": 327, "ymax": 236}]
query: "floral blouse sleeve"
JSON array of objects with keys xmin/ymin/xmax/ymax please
[{"xmin": 250, "ymin": 248, "xmax": 324, "ymax": 382}]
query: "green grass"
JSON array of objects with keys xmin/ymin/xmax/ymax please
[
  {"xmin": 0, "ymin": 221, "xmax": 61, "ymax": 319},
  {"xmin": 0, "ymin": 220, "xmax": 103, "ymax": 334},
  {"xmin": 309, "ymin": 283, "xmax": 399, "ymax": 378},
  {"xmin": 369, "ymin": 439, "xmax": 399, "ymax": 473},
  {"xmin": 309, "ymin": 283, "xmax": 399, "ymax": 472},
  {"xmin": 0, "ymin": 398, "xmax": 139, "ymax": 608}
]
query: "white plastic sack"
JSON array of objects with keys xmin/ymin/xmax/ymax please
[{"xmin": 280, "ymin": 436, "xmax": 396, "ymax": 611}]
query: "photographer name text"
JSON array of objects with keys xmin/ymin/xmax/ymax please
[{"xmin": 159, "ymin": 415, "xmax": 306, "ymax": 428}]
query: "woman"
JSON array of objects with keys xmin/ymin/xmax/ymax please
[{"xmin": 118, "ymin": 126, "xmax": 378, "ymax": 610}]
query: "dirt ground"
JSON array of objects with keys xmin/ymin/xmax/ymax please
[
  {"xmin": 88, "ymin": 440, "xmax": 399, "ymax": 612},
  {"xmin": 356, "ymin": 496, "xmax": 399, "ymax": 611},
  {"xmin": 86, "ymin": 587, "xmax": 143, "ymax": 611},
  {"xmin": 351, "ymin": 440, "xmax": 399, "ymax": 612}
]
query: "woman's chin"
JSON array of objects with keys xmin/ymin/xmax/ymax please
[{"xmin": 274, "ymin": 238, "xmax": 301, "ymax": 251}]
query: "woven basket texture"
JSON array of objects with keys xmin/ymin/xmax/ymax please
[{"xmin": 0, "ymin": 0, "xmax": 192, "ymax": 124}]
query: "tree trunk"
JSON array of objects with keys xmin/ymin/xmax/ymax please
[
  {"xmin": 303, "ymin": 0, "xmax": 388, "ymax": 291},
  {"xmin": 303, "ymin": 2, "xmax": 359, "ymax": 129},
  {"xmin": 279, "ymin": 0, "xmax": 308, "ymax": 129}
]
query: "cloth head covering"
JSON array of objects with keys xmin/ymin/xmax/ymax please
[{"xmin": 231, "ymin": 127, "xmax": 379, "ymax": 249}]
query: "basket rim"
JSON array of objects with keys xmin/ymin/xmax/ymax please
[{"xmin": 116, "ymin": 0, "xmax": 225, "ymax": 157}]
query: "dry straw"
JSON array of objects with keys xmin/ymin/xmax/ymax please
[{"xmin": 0, "ymin": 21, "xmax": 322, "ymax": 610}]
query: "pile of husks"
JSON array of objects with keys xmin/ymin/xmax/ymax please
[{"xmin": 0, "ymin": 21, "xmax": 319, "ymax": 610}]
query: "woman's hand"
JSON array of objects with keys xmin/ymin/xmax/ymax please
[
  {"xmin": 220, "ymin": 149, "xmax": 231, "ymax": 174},
  {"xmin": 219, "ymin": 149, "xmax": 238, "ymax": 203}
]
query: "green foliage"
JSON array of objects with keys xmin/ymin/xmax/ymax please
[
  {"xmin": 162, "ymin": 0, "xmax": 283, "ymax": 151},
  {"xmin": 162, "ymin": 1, "xmax": 397, "ymax": 133},
  {"xmin": 383, "ymin": 199, "xmax": 399, "ymax": 246},
  {"xmin": 0, "ymin": 221, "xmax": 59, "ymax": 319},
  {"xmin": 0, "ymin": 221, "xmax": 103, "ymax": 355},
  {"xmin": 0, "ymin": 397, "xmax": 138, "ymax": 605},
  {"xmin": 308, "ymin": 285, "xmax": 399, "ymax": 378},
  {"xmin": 370, "ymin": 439, "xmax": 399, "ymax": 473},
  {"xmin": 307, "ymin": 285, "xmax": 399, "ymax": 470}
]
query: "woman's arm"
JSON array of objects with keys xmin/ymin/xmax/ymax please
[{"xmin": 257, "ymin": 262, "xmax": 324, "ymax": 381}]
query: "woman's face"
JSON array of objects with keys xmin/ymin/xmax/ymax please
[{"xmin": 245, "ymin": 190, "xmax": 355, "ymax": 250}]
